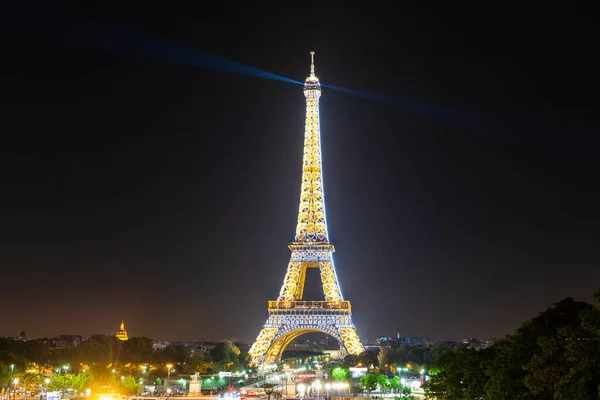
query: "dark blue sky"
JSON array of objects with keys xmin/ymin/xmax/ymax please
[{"xmin": 1, "ymin": 2, "xmax": 598, "ymax": 343}]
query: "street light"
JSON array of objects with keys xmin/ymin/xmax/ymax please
[
  {"xmin": 8, "ymin": 365, "xmax": 15, "ymax": 400},
  {"xmin": 264, "ymin": 383, "xmax": 274, "ymax": 400},
  {"xmin": 280, "ymin": 375, "xmax": 286, "ymax": 397},
  {"xmin": 313, "ymin": 381, "xmax": 322, "ymax": 397},
  {"xmin": 13, "ymin": 378, "xmax": 19, "ymax": 400},
  {"xmin": 166, "ymin": 364, "xmax": 173, "ymax": 399},
  {"xmin": 399, "ymin": 367, "xmax": 408, "ymax": 379},
  {"xmin": 141, "ymin": 365, "xmax": 148, "ymax": 393},
  {"xmin": 297, "ymin": 383, "xmax": 306, "ymax": 399}
]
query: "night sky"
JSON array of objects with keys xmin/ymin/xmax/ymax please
[{"xmin": 1, "ymin": 2, "xmax": 598, "ymax": 343}]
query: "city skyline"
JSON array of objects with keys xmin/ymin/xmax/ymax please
[
  {"xmin": 2, "ymin": 320, "xmax": 496, "ymax": 346},
  {"xmin": 1, "ymin": 3, "xmax": 598, "ymax": 343}
]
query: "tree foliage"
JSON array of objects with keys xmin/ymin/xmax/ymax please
[
  {"xmin": 376, "ymin": 342, "xmax": 448, "ymax": 371},
  {"xmin": 358, "ymin": 372, "xmax": 379, "ymax": 393},
  {"xmin": 119, "ymin": 376, "xmax": 142, "ymax": 395},
  {"xmin": 0, "ymin": 364, "xmax": 14, "ymax": 389},
  {"xmin": 389, "ymin": 375, "xmax": 401, "ymax": 392},
  {"xmin": 331, "ymin": 366, "xmax": 349, "ymax": 381},
  {"xmin": 357, "ymin": 372, "xmax": 410, "ymax": 396},
  {"xmin": 341, "ymin": 351, "xmax": 379, "ymax": 368},
  {"xmin": 208, "ymin": 341, "xmax": 242, "ymax": 372},
  {"xmin": 122, "ymin": 337, "xmax": 155, "ymax": 363},
  {"xmin": 424, "ymin": 296, "xmax": 600, "ymax": 399},
  {"xmin": 157, "ymin": 344, "xmax": 190, "ymax": 365}
]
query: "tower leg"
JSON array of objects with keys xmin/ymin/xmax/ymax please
[
  {"xmin": 248, "ymin": 327, "xmax": 278, "ymax": 366},
  {"xmin": 278, "ymin": 261, "xmax": 303, "ymax": 301},
  {"xmin": 338, "ymin": 327, "xmax": 364, "ymax": 355},
  {"xmin": 319, "ymin": 261, "xmax": 342, "ymax": 301}
]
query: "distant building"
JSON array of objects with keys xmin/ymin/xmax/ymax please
[
  {"xmin": 153, "ymin": 339, "xmax": 170, "ymax": 350},
  {"xmin": 151, "ymin": 340, "xmax": 220, "ymax": 354},
  {"xmin": 398, "ymin": 336, "xmax": 431, "ymax": 347},
  {"xmin": 461, "ymin": 338, "xmax": 495, "ymax": 350},
  {"xmin": 116, "ymin": 321, "xmax": 128, "ymax": 341},
  {"xmin": 323, "ymin": 349, "xmax": 345, "ymax": 360},
  {"xmin": 376, "ymin": 335, "xmax": 431, "ymax": 348},
  {"xmin": 32, "ymin": 335, "xmax": 85, "ymax": 348}
]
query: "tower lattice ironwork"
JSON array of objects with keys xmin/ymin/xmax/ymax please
[{"xmin": 248, "ymin": 52, "xmax": 364, "ymax": 367}]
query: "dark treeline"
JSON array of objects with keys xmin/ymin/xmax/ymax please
[
  {"xmin": 377, "ymin": 342, "xmax": 451, "ymax": 371},
  {"xmin": 1, "ymin": 335, "xmax": 183, "ymax": 366},
  {"xmin": 424, "ymin": 289, "xmax": 600, "ymax": 400},
  {"xmin": 0, "ymin": 336, "xmax": 247, "ymax": 389}
]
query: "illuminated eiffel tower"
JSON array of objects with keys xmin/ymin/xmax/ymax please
[{"xmin": 248, "ymin": 52, "xmax": 364, "ymax": 367}]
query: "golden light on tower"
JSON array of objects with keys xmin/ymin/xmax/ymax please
[
  {"xmin": 248, "ymin": 52, "xmax": 364, "ymax": 367},
  {"xmin": 115, "ymin": 320, "xmax": 128, "ymax": 341}
]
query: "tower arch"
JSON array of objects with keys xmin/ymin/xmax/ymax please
[{"xmin": 262, "ymin": 326, "xmax": 343, "ymax": 365}]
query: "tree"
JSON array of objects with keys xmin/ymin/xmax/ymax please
[
  {"xmin": 400, "ymin": 384, "xmax": 411, "ymax": 398},
  {"xmin": 119, "ymin": 376, "xmax": 142, "ymax": 395},
  {"xmin": 340, "ymin": 355, "xmax": 360, "ymax": 368},
  {"xmin": 389, "ymin": 375, "xmax": 400, "ymax": 393},
  {"xmin": 186, "ymin": 352, "xmax": 213, "ymax": 374},
  {"xmin": 71, "ymin": 335, "xmax": 120, "ymax": 364},
  {"xmin": 160, "ymin": 344, "xmax": 190, "ymax": 365},
  {"xmin": 358, "ymin": 372, "xmax": 378, "ymax": 393},
  {"xmin": 422, "ymin": 350, "xmax": 461, "ymax": 399},
  {"xmin": 48, "ymin": 374, "xmax": 74, "ymax": 392},
  {"xmin": 0, "ymin": 364, "xmax": 14, "ymax": 389},
  {"xmin": 122, "ymin": 337, "xmax": 155, "ymax": 363},
  {"xmin": 87, "ymin": 364, "xmax": 117, "ymax": 391},
  {"xmin": 429, "ymin": 341, "xmax": 450, "ymax": 363},
  {"xmin": 210, "ymin": 342, "xmax": 240, "ymax": 362},
  {"xmin": 376, "ymin": 373, "xmax": 389, "ymax": 392},
  {"xmin": 425, "ymin": 297, "xmax": 600, "ymax": 400},
  {"xmin": 423, "ymin": 346, "xmax": 490, "ymax": 399},
  {"xmin": 523, "ymin": 296, "xmax": 600, "ymax": 399},
  {"xmin": 360, "ymin": 351, "xmax": 378, "ymax": 368},
  {"xmin": 487, "ymin": 298, "xmax": 598, "ymax": 399},
  {"xmin": 377, "ymin": 346, "xmax": 393, "ymax": 369},
  {"xmin": 20, "ymin": 374, "xmax": 41, "ymax": 393},
  {"xmin": 209, "ymin": 342, "xmax": 242, "ymax": 371},
  {"xmin": 331, "ymin": 366, "xmax": 349, "ymax": 381},
  {"xmin": 71, "ymin": 373, "xmax": 90, "ymax": 391}
]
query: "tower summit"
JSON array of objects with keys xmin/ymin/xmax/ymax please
[
  {"xmin": 296, "ymin": 51, "xmax": 327, "ymax": 243},
  {"xmin": 248, "ymin": 53, "xmax": 364, "ymax": 367}
]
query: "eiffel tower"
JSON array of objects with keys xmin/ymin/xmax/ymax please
[{"xmin": 248, "ymin": 52, "xmax": 364, "ymax": 367}]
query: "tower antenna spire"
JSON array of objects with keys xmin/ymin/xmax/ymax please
[{"xmin": 310, "ymin": 51, "xmax": 315, "ymax": 77}]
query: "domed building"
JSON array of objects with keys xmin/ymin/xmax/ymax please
[{"xmin": 116, "ymin": 320, "xmax": 128, "ymax": 341}]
